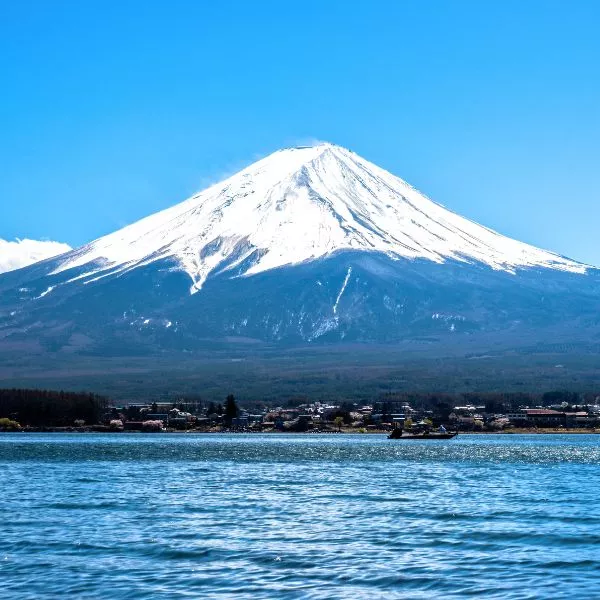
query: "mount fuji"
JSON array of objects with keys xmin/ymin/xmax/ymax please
[{"xmin": 1, "ymin": 143, "xmax": 599, "ymax": 370}]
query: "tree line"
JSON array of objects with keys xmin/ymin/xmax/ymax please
[
  {"xmin": 206, "ymin": 394, "xmax": 239, "ymax": 426},
  {"xmin": 0, "ymin": 388, "xmax": 109, "ymax": 426}
]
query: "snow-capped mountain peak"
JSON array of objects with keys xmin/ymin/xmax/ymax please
[{"xmin": 51, "ymin": 142, "xmax": 587, "ymax": 293}]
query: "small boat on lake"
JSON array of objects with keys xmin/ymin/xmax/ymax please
[{"xmin": 388, "ymin": 429, "xmax": 458, "ymax": 440}]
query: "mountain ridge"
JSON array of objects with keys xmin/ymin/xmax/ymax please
[
  {"xmin": 42, "ymin": 142, "xmax": 588, "ymax": 298},
  {"xmin": 0, "ymin": 142, "xmax": 597, "ymax": 363}
]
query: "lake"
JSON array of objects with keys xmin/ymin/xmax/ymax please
[{"xmin": 1, "ymin": 433, "xmax": 599, "ymax": 599}]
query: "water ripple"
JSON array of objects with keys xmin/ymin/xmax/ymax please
[{"xmin": 1, "ymin": 433, "xmax": 599, "ymax": 598}]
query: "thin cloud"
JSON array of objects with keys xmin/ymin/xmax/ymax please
[
  {"xmin": 0, "ymin": 238, "xmax": 72, "ymax": 274},
  {"xmin": 287, "ymin": 136, "xmax": 328, "ymax": 148}
]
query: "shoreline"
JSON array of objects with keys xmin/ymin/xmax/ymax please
[{"xmin": 2, "ymin": 427, "xmax": 599, "ymax": 435}]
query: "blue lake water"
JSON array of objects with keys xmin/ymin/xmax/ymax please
[{"xmin": 1, "ymin": 433, "xmax": 599, "ymax": 599}]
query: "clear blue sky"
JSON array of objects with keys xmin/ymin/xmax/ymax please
[{"xmin": 1, "ymin": 0, "xmax": 599, "ymax": 265}]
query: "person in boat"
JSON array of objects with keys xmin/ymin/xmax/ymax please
[{"xmin": 438, "ymin": 424, "xmax": 447, "ymax": 434}]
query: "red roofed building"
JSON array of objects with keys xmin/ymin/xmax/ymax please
[{"xmin": 510, "ymin": 409, "xmax": 565, "ymax": 427}]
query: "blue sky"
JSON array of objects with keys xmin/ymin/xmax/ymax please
[{"xmin": 1, "ymin": 0, "xmax": 599, "ymax": 265}]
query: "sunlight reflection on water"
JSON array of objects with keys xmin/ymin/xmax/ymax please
[{"xmin": 1, "ymin": 433, "xmax": 599, "ymax": 599}]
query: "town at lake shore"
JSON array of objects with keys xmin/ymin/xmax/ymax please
[{"xmin": 2, "ymin": 388, "xmax": 600, "ymax": 434}]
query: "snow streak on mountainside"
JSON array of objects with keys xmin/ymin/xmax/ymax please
[{"xmin": 51, "ymin": 143, "xmax": 587, "ymax": 294}]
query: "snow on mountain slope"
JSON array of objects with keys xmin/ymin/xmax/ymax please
[{"xmin": 51, "ymin": 143, "xmax": 587, "ymax": 294}]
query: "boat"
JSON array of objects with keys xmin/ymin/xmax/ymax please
[{"xmin": 388, "ymin": 429, "xmax": 458, "ymax": 440}]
